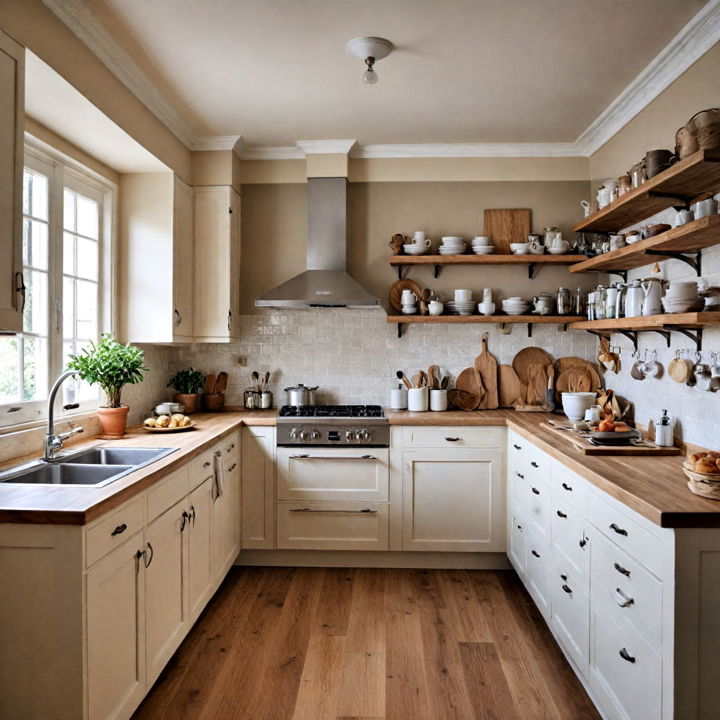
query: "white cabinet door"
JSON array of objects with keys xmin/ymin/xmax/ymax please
[
  {"xmin": 172, "ymin": 176, "xmax": 194, "ymax": 341},
  {"xmin": 144, "ymin": 500, "xmax": 187, "ymax": 687},
  {"xmin": 86, "ymin": 532, "xmax": 146, "ymax": 720},
  {"xmin": 241, "ymin": 426, "xmax": 276, "ymax": 549},
  {"xmin": 0, "ymin": 30, "xmax": 23, "ymax": 332},
  {"xmin": 508, "ymin": 514, "xmax": 526, "ymax": 576},
  {"xmin": 187, "ymin": 477, "xmax": 214, "ymax": 624},
  {"xmin": 525, "ymin": 526, "xmax": 551, "ymax": 618},
  {"xmin": 549, "ymin": 562, "xmax": 590, "ymax": 677},
  {"xmin": 402, "ymin": 447, "xmax": 504, "ymax": 552},
  {"xmin": 210, "ymin": 446, "xmax": 241, "ymax": 587}
]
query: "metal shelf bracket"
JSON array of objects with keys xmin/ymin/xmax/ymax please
[
  {"xmin": 397, "ymin": 323, "xmax": 404, "ymax": 338},
  {"xmin": 644, "ymin": 249, "xmax": 702, "ymax": 275},
  {"xmin": 528, "ymin": 263, "xmax": 536, "ymax": 280},
  {"xmin": 665, "ymin": 326, "xmax": 703, "ymax": 351},
  {"xmin": 434, "ymin": 264, "xmax": 441, "ymax": 279}
]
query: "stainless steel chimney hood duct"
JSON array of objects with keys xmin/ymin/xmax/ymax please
[{"xmin": 255, "ymin": 177, "xmax": 381, "ymax": 308}]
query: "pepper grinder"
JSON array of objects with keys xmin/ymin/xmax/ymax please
[{"xmin": 655, "ymin": 409, "xmax": 674, "ymax": 447}]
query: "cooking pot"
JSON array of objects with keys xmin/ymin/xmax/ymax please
[{"xmin": 284, "ymin": 383, "xmax": 318, "ymax": 406}]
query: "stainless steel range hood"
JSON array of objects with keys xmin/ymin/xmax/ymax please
[{"xmin": 255, "ymin": 177, "xmax": 380, "ymax": 308}]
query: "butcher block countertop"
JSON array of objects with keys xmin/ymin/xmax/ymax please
[{"xmin": 1, "ymin": 407, "xmax": 718, "ymax": 528}]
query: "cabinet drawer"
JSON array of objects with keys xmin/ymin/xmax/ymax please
[
  {"xmin": 550, "ymin": 496, "xmax": 589, "ymax": 589},
  {"xmin": 551, "ymin": 463, "xmax": 588, "ymax": 516},
  {"xmin": 147, "ymin": 467, "xmax": 190, "ymax": 522},
  {"xmin": 276, "ymin": 501, "xmax": 388, "ymax": 550},
  {"xmin": 86, "ymin": 495, "xmax": 146, "ymax": 568},
  {"xmin": 188, "ymin": 447, "xmax": 217, "ymax": 489},
  {"xmin": 550, "ymin": 563, "xmax": 589, "ymax": 677},
  {"xmin": 589, "ymin": 603, "xmax": 662, "ymax": 720},
  {"xmin": 525, "ymin": 526, "xmax": 550, "ymax": 618},
  {"xmin": 526, "ymin": 477, "xmax": 550, "ymax": 541},
  {"xmin": 589, "ymin": 493, "xmax": 662, "ymax": 577},
  {"xmin": 591, "ymin": 532, "xmax": 662, "ymax": 650},
  {"xmin": 404, "ymin": 426, "xmax": 505, "ymax": 448}
]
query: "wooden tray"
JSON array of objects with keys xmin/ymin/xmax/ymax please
[
  {"xmin": 542, "ymin": 421, "xmax": 681, "ymax": 456},
  {"xmin": 143, "ymin": 423, "xmax": 196, "ymax": 433}
]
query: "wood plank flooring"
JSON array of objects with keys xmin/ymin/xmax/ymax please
[{"xmin": 132, "ymin": 567, "xmax": 601, "ymax": 720}]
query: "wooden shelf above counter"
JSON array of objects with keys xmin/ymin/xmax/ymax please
[
  {"xmin": 569, "ymin": 215, "xmax": 720, "ymax": 278},
  {"xmin": 389, "ymin": 253, "xmax": 587, "ymax": 279},
  {"xmin": 388, "ymin": 313, "xmax": 583, "ymax": 338},
  {"xmin": 573, "ymin": 149, "xmax": 720, "ymax": 233}
]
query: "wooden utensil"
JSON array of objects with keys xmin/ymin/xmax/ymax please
[
  {"xmin": 411, "ymin": 373, "xmax": 422, "ymax": 389},
  {"xmin": 204, "ymin": 373, "xmax": 217, "ymax": 394},
  {"xmin": 498, "ymin": 365, "xmax": 523, "ymax": 407},
  {"xmin": 512, "ymin": 347, "xmax": 553, "ymax": 387},
  {"xmin": 262, "ymin": 371, "xmax": 270, "ymax": 391},
  {"xmin": 456, "ymin": 367, "xmax": 485, "ymax": 400},
  {"xmin": 428, "ymin": 365, "xmax": 440, "ymax": 390},
  {"xmin": 483, "ymin": 208, "xmax": 531, "ymax": 254},
  {"xmin": 389, "ymin": 278, "xmax": 423, "ymax": 313},
  {"xmin": 418, "ymin": 370, "xmax": 428, "ymax": 388},
  {"xmin": 440, "ymin": 375, "xmax": 449, "ymax": 390},
  {"xmin": 448, "ymin": 388, "xmax": 480, "ymax": 411},
  {"xmin": 475, "ymin": 332, "xmax": 498, "ymax": 409},
  {"xmin": 545, "ymin": 365, "xmax": 555, "ymax": 411},
  {"xmin": 250, "ymin": 371, "xmax": 260, "ymax": 391},
  {"xmin": 213, "ymin": 371, "xmax": 229, "ymax": 393},
  {"xmin": 396, "ymin": 370, "xmax": 412, "ymax": 390},
  {"xmin": 526, "ymin": 364, "xmax": 547, "ymax": 406}
]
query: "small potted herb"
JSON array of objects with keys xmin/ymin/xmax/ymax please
[
  {"xmin": 67, "ymin": 334, "xmax": 148, "ymax": 438},
  {"xmin": 167, "ymin": 367, "xmax": 205, "ymax": 414}
]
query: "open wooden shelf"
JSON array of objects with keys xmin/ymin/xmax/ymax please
[
  {"xmin": 389, "ymin": 253, "xmax": 586, "ymax": 279},
  {"xmin": 569, "ymin": 215, "xmax": 720, "ymax": 277},
  {"xmin": 573, "ymin": 149, "xmax": 720, "ymax": 233}
]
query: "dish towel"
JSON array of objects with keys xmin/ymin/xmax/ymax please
[{"xmin": 213, "ymin": 450, "xmax": 225, "ymax": 498}]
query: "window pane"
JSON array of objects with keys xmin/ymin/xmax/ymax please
[
  {"xmin": 0, "ymin": 336, "xmax": 20, "ymax": 403},
  {"xmin": 63, "ymin": 189, "xmax": 75, "ymax": 231},
  {"xmin": 76, "ymin": 280, "xmax": 97, "ymax": 340},
  {"xmin": 23, "ymin": 270, "xmax": 48, "ymax": 335},
  {"xmin": 25, "ymin": 170, "xmax": 48, "ymax": 221},
  {"xmin": 23, "ymin": 219, "xmax": 48, "ymax": 270},
  {"xmin": 76, "ymin": 237, "xmax": 98, "ymax": 280},
  {"xmin": 63, "ymin": 276, "xmax": 75, "ymax": 338},
  {"xmin": 76, "ymin": 193, "xmax": 99, "ymax": 239},
  {"xmin": 63, "ymin": 232, "xmax": 76, "ymax": 276},
  {"xmin": 23, "ymin": 336, "xmax": 48, "ymax": 401}
]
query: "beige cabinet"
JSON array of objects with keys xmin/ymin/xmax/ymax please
[
  {"xmin": 210, "ymin": 434, "xmax": 241, "ymax": 585},
  {"xmin": 241, "ymin": 426, "xmax": 276, "ymax": 549},
  {"xmin": 187, "ymin": 477, "xmax": 214, "ymax": 623},
  {"xmin": 401, "ymin": 447, "xmax": 504, "ymax": 552},
  {"xmin": 193, "ymin": 185, "xmax": 241, "ymax": 341},
  {"xmin": 0, "ymin": 30, "xmax": 24, "ymax": 332},
  {"xmin": 86, "ymin": 531, "xmax": 146, "ymax": 720}
]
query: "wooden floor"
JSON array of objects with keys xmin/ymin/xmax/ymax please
[{"xmin": 133, "ymin": 567, "xmax": 601, "ymax": 720}]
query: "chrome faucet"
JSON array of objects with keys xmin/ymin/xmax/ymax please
[{"xmin": 44, "ymin": 370, "xmax": 84, "ymax": 462}]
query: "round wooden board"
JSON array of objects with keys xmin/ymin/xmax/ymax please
[
  {"xmin": 455, "ymin": 367, "xmax": 485, "ymax": 400},
  {"xmin": 389, "ymin": 278, "xmax": 423, "ymax": 313},
  {"xmin": 498, "ymin": 365, "xmax": 523, "ymax": 407},
  {"xmin": 554, "ymin": 357, "xmax": 602, "ymax": 389},
  {"xmin": 555, "ymin": 368, "xmax": 592, "ymax": 403},
  {"xmin": 447, "ymin": 388, "xmax": 480, "ymax": 411},
  {"xmin": 512, "ymin": 347, "xmax": 553, "ymax": 385}
]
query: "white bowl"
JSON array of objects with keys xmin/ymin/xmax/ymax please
[
  {"xmin": 402, "ymin": 244, "xmax": 427, "ymax": 255},
  {"xmin": 472, "ymin": 236, "xmax": 492, "ymax": 246},
  {"xmin": 547, "ymin": 247, "xmax": 568, "ymax": 255},
  {"xmin": 510, "ymin": 243, "xmax": 529, "ymax": 255},
  {"xmin": 473, "ymin": 246, "xmax": 495, "ymax": 255},
  {"xmin": 561, "ymin": 392, "xmax": 597, "ymax": 421},
  {"xmin": 442, "ymin": 236, "xmax": 464, "ymax": 242},
  {"xmin": 477, "ymin": 302, "xmax": 496, "ymax": 316}
]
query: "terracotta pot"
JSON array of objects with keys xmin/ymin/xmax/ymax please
[
  {"xmin": 202, "ymin": 392, "xmax": 225, "ymax": 412},
  {"xmin": 97, "ymin": 406, "xmax": 129, "ymax": 439},
  {"xmin": 172, "ymin": 393, "xmax": 199, "ymax": 414}
]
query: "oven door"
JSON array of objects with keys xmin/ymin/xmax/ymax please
[{"xmin": 276, "ymin": 446, "xmax": 390, "ymax": 502}]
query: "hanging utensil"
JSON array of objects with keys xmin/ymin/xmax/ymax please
[
  {"xmin": 428, "ymin": 365, "xmax": 440, "ymax": 390},
  {"xmin": 630, "ymin": 352, "xmax": 645, "ymax": 380}
]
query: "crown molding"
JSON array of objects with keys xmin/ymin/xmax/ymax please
[
  {"xmin": 41, "ymin": 0, "xmax": 198, "ymax": 149},
  {"xmin": 192, "ymin": 135, "xmax": 242, "ymax": 151},
  {"xmin": 296, "ymin": 139, "xmax": 358, "ymax": 155},
  {"xmin": 239, "ymin": 145, "xmax": 304, "ymax": 160},
  {"xmin": 576, "ymin": 0, "xmax": 720, "ymax": 155},
  {"xmin": 355, "ymin": 142, "xmax": 583, "ymax": 158}
]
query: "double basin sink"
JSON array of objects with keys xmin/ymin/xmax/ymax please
[{"xmin": 0, "ymin": 447, "xmax": 176, "ymax": 487}]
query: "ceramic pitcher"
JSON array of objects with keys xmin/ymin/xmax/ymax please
[{"xmin": 641, "ymin": 277, "xmax": 665, "ymax": 316}]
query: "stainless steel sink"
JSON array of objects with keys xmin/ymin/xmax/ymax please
[
  {"xmin": 0, "ymin": 462, "xmax": 134, "ymax": 486},
  {"xmin": 62, "ymin": 447, "xmax": 175, "ymax": 466}
]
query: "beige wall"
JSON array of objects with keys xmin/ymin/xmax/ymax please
[
  {"xmin": 240, "ymin": 180, "xmax": 593, "ymax": 314},
  {"xmin": 590, "ymin": 41, "xmax": 720, "ymax": 182}
]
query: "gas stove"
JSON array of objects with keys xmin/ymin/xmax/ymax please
[{"xmin": 276, "ymin": 405, "xmax": 389, "ymax": 446}]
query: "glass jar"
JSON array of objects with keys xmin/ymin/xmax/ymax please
[
  {"xmin": 244, "ymin": 389, "xmax": 261, "ymax": 410},
  {"xmin": 556, "ymin": 287, "xmax": 571, "ymax": 315},
  {"xmin": 573, "ymin": 288, "xmax": 586, "ymax": 317},
  {"xmin": 594, "ymin": 285, "xmax": 607, "ymax": 320}
]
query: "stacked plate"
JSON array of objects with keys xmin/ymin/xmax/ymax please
[
  {"xmin": 446, "ymin": 300, "xmax": 476, "ymax": 316},
  {"xmin": 662, "ymin": 281, "xmax": 704, "ymax": 313},
  {"xmin": 439, "ymin": 236, "xmax": 466, "ymax": 255},
  {"xmin": 501, "ymin": 297, "xmax": 531, "ymax": 315}
]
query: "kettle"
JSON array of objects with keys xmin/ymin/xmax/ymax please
[
  {"xmin": 641, "ymin": 276, "xmax": 665, "ymax": 316},
  {"xmin": 624, "ymin": 280, "xmax": 644, "ymax": 318}
]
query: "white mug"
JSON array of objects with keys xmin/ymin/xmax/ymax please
[
  {"xmin": 413, "ymin": 231, "xmax": 428, "ymax": 243},
  {"xmin": 413, "ymin": 237, "xmax": 432, "ymax": 248},
  {"xmin": 694, "ymin": 198, "xmax": 719, "ymax": 219},
  {"xmin": 428, "ymin": 300, "xmax": 444, "ymax": 315},
  {"xmin": 430, "ymin": 389, "xmax": 448, "ymax": 412},
  {"xmin": 454, "ymin": 289, "xmax": 472, "ymax": 303},
  {"xmin": 401, "ymin": 289, "xmax": 418, "ymax": 304},
  {"xmin": 390, "ymin": 387, "xmax": 407, "ymax": 410},
  {"xmin": 407, "ymin": 387, "xmax": 429, "ymax": 412},
  {"xmin": 472, "ymin": 236, "xmax": 491, "ymax": 246},
  {"xmin": 584, "ymin": 405, "xmax": 601, "ymax": 423},
  {"xmin": 675, "ymin": 208, "xmax": 694, "ymax": 226}
]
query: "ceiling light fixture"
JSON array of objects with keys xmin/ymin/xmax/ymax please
[{"xmin": 345, "ymin": 37, "xmax": 393, "ymax": 85}]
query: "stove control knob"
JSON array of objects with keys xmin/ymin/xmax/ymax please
[
  {"xmin": 289, "ymin": 427, "xmax": 300, "ymax": 440},
  {"xmin": 358, "ymin": 429, "xmax": 371, "ymax": 441},
  {"xmin": 310, "ymin": 429, "xmax": 321, "ymax": 441},
  {"xmin": 299, "ymin": 429, "xmax": 309, "ymax": 441},
  {"xmin": 345, "ymin": 429, "xmax": 356, "ymax": 441}
]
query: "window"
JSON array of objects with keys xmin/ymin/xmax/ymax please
[{"xmin": 0, "ymin": 146, "xmax": 112, "ymax": 427}]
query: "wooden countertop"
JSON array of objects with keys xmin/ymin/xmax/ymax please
[{"xmin": 1, "ymin": 407, "xmax": 718, "ymax": 529}]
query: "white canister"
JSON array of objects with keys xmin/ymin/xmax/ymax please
[
  {"xmin": 390, "ymin": 387, "xmax": 408, "ymax": 410},
  {"xmin": 430, "ymin": 389, "xmax": 448, "ymax": 412},
  {"xmin": 407, "ymin": 387, "xmax": 429, "ymax": 412}
]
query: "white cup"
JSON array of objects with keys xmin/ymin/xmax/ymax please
[
  {"xmin": 430, "ymin": 389, "xmax": 448, "ymax": 412},
  {"xmin": 472, "ymin": 236, "xmax": 491, "ymax": 246},
  {"xmin": 413, "ymin": 237, "xmax": 432, "ymax": 248},
  {"xmin": 407, "ymin": 387, "xmax": 429, "ymax": 412},
  {"xmin": 428, "ymin": 300, "xmax": 444, "ymax": 315},
  {"xmin": 413, "ymin": 231, "xmax": 427, "ymax": 243},
  {"xmin": 390, "ymin": 387, "xmax": 407, "ymax": 410},
  {"xmin": 454, "ymin": 289, "xmax": 472, "ymax": 303},
  {"xmin": 695, "ymin": 198, "xmax": 719, "ymax": 218},
  {"xmin": 401, "ymin": 289, "xmax": 418, "ymax": 304},
  {"xmin": 402, "ymin": 304, "xmax": 417, "ymax": 315}
]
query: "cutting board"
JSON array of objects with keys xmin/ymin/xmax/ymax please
[
  {"xmin": 448, "ymin": 389, "xmax": 481, "ymax": 411},
  {"xmin": 483, "ymin": 209, "xmax": 532, "ymax": 254},
  {"xmin": 543, "ymin": 422, "xmax": 681, "ymax": 456},
  {"xmin": 475, "ymin": 333, "xmax": 498, "ymax": 409},
  {"xmin": 455, "ymin": 368, "xmax": 484, "ymax": 405},
  {"xmin": 498, "ymin": 365, "xmax": 523, "ymax": 407}
]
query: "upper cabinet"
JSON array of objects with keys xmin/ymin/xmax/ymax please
[
  {"xmin": 0, "ymin": 30, "xmax": 24, "ymax": 332},
  {"xmin": 193, "ymin": 185, "xmax": 241, "ymax": 342},
  {"xmin": 120, "ymin": 173, "xmax": 195, "ymax": 343}
]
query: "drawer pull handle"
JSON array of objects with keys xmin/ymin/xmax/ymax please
[
  {"xmin": 290, "ymin": 507, "xmax": 378, "ymax": 514},
  {"xmin": 228, "ymin": 462, "xmax": 237, "ymax": 472},
  {"xmin": 531, "ymin": 549, "xmax": 540, "ymax": 558},
  {"xmin": 619, "ymin": 647, "xmax": 636, "ymax": 663},
  {"xmin": 531, "ymin": 487, "xmax": 540, "ymax": 495},
  {"xmin": 190, "ymin": 504, "xmax": 196, "ymax": 526},
  {"xmin": 614, "ymin": 562, "xmax": 631, "ymax": 577},
  {"xmin": 445, "ymin": 437, "xmax": 461, "ymax": 442},
  {"xmin": 515, "ymin": 471, "xmax": 525, "ymax": 480},
  {"xmin": 614, "ymin": 588, "xmax": 634, "ymax": 608},
  {"xmin": 560, "ymin": 573, "xmax": 567, "ymax": 581},
  {"xmin": 180, "ymin": 511, "xmax": 190, "ymax": 532},
  {"xmin": 203, "ymin": 461, "xmax": 211, "ymax": 469},
  {"xmin": 530, "ymin": 461, "xmax": 539, "ymax": 468},
  {"xmin": 513, "ymin": 444, "xmax": 522, "ymax": 450},
  {"xmin": 139, "ymin": 542, "xmax": 153, "ymax": 568},
  {"xmin": 579, "ymin": 537, "xmax": 588, "ymax": 548},
  {"xmin": 556, "ymin": 510, "xmax": 567, "ymax": 519},
  {"xmin": 562, "ymin": 583, "xmax": 572, "ymax": 594},
  {"xmin": 290, "ymin": 454, "xmax": 377, "ymax": 461},
  {"xmin": 110, "ymin": 523, "xmax": 127, "ymax": 536},
  {"xmin": 609, "ymin": 523, "xmax": 628, "ymax": 536},
  {"xmin": 226, "ymin": 443, "xmax": 235, "ymax": 452},
  {"xmin": 561, "ymin": 482, "xmax": 573, "ymax": 492},
  {"xmin": 516, "ymin": 524, "xmax": 522, "ymax": 530}
]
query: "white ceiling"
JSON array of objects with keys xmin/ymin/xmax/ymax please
[
  {"xmin": 83, "ymin": 0, "xmax": 705, "ymax": 147},
  {"xmin": 24, "ymin": 51, "xmax": 168, "ymax": 173}
]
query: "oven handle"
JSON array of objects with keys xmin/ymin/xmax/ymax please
[
  {"xmin": 290, "ymin": 507, "xmax": 378, "ymax": 514},
  {"xmin": 289, "ymin": 454, "xmax": 377, "ymax": 460}
]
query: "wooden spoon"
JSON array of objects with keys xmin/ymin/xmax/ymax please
[
  {"xmin": 204, "ymin": 373, "xmax": 217, "ymax": 394},
  {"xmin": 396, "ymin": 370, "xmax": 412, "ymax": 390},
  {"xmin": 251, "ymin": 370, "xmax": 260, "ymax": 391},
  {"xmin": 214, "ymin": 371, "xmax": 228, "ymax": 393},
  {"xmin": 428, "ymin": 365, "xmax": 440, "ymax": 390}
]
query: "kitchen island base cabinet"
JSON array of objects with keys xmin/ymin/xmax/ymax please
[{"xmin": 241, "ymin": 426, "xmax": 276, "ymax": 549}]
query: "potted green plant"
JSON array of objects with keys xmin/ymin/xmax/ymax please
[
  {"xmin": 67, "ymin": 334, "xmax": 148, "ymax": 438},
  {"xmin": 167, "ymin": 367, "xmax": 205, "ymax": 414}
]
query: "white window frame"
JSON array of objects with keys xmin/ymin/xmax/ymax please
[{"xmin": 0, "ymin": 141, "xmax": 115, "ymax": 429}]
